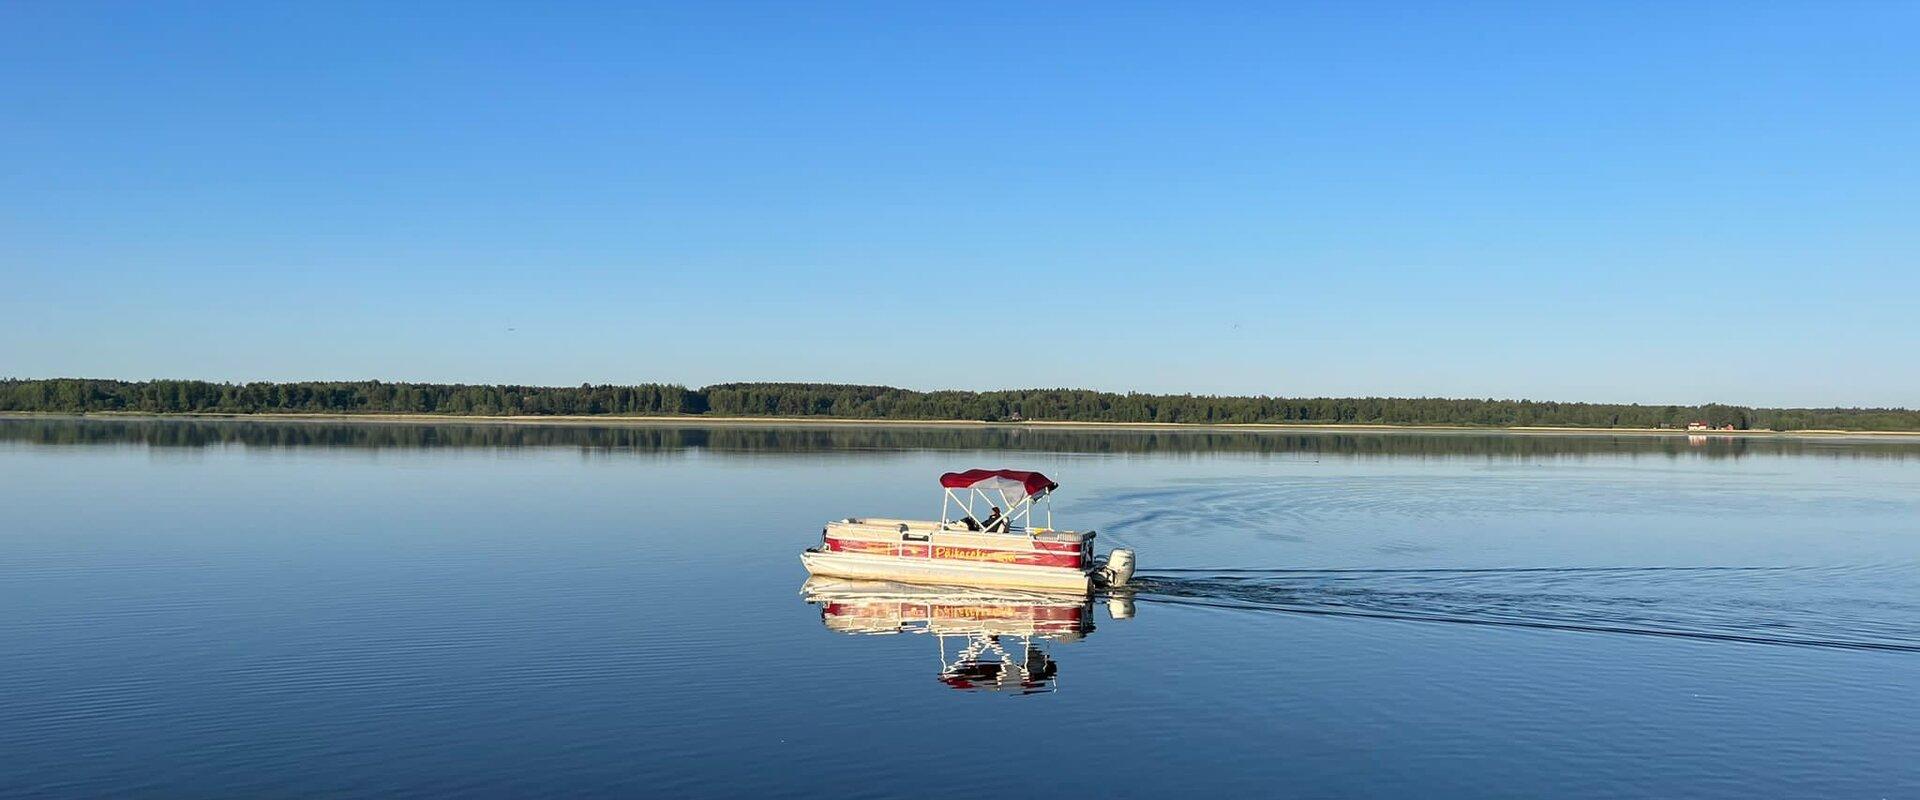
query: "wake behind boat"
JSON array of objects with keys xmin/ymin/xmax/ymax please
[{"xmin": 801, "ymin": 469, "xmax": 1135, "ymax": 593}]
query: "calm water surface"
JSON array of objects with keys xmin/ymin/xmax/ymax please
[{"xmin": 3, "ymin": 417, "xmax": 1918, "ymax": 797}]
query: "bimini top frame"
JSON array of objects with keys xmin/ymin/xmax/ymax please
[{"xmin": 937, "ymin": 469, "xmax": 1058, "ymax": 533}]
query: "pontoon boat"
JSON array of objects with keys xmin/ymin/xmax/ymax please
[{"xmin": 800, "ymin": 469, "xmax": 1135, "ymax": 593}]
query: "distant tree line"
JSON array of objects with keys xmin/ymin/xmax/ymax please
[
  {"xmin": 4, "ymin": 378, "xmax": 1918, "ymax": 432},
  {"xmin": 0, "ymin": 378, "xmax": 699, "ymax": 417}
]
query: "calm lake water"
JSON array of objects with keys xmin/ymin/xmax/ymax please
[{"xmin": 3, "ymin": 417, "xmax": 1918, "ymax": 798}]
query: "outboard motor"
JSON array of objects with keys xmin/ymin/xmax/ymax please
[{"xmin": 1098, "ymin": 548, "xmax": 1136, "ymax": 588}]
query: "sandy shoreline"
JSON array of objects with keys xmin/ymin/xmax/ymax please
[{"xmin": 5, "ymin": 411, "xmax": 1919, "ymax": 440}]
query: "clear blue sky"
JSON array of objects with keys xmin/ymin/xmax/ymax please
[{"xmin": 3, "ymin": 2, "xmax": 1915, "ymax": 408}]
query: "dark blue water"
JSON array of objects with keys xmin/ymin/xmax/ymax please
[{"xmin": 3, "ymin": 417, "xmax": 1918, "ymax": 797}]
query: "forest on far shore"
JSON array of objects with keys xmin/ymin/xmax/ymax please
[{"xmin": 3, "ymin": 378, "xmax": 1918, "ymax": 432}]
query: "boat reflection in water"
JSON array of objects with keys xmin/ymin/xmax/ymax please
[{"xmin": 802, "ymin": 577, "xmax": 1132, "ymax": 695}]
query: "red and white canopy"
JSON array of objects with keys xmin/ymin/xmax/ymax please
[{"xmin": 939, "ymin": 469, "xmax": 1058, "ymax": 499}]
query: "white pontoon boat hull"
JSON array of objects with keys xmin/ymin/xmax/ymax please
[{"xmin": 802, "ymin": 549, "xmax": 1094, "ymax": 593}]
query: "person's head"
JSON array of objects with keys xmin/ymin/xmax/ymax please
[{"xmin": 990, "ymin": 506, "xmax": 1001, "ymax": 515}]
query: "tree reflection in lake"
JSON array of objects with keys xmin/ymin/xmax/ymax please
[{"xmin": 7, "ymin": 415, "xmax": 1919, "ymax": 461}]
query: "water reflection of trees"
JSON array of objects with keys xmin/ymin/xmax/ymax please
[{"xmin": 3, "ymin": 416, "xmax": 1917, "ymax": 460}]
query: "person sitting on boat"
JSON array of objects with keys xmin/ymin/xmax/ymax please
[{"xmin": 981, "ymin": 506, "xmax": 1008, "ymax": 533}]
